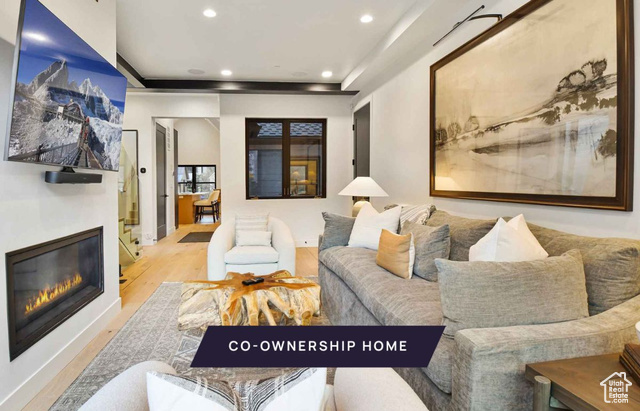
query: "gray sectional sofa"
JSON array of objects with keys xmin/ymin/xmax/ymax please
[{"xmin": 318, "ymin": 210, "xmax": 640, "ymax": 411}]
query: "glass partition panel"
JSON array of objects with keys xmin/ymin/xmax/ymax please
[
  {"xmin": 195, "ymin": 166, "xmax": 216, "ymax": 193},
  {"xmin": 178, "ymin": 165, "xmax": 216, "ymax": 193},
  {"xmin": 247, "ymin": 121, "xmax": 283, "ymax": 198},
  {"xmin": 177, "ymin": 166, "xmax": 194, "ymax": 193},
  {"xmin": 289, "ymin": 121, "xmax": 323, "ymax": 197}
]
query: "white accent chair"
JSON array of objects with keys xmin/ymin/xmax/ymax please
[{"xmin": 207, "ymin": 216, "xmax": 296, "ymax": 281}]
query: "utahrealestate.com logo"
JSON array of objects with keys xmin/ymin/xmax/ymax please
[{"xmin": 600, "ymin": 372, "xmax": 632, "ymax": 404}]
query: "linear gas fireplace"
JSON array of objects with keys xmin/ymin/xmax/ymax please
[{"xmin": 6, "ymin": 227, "xmax": 104, "ymax": 360}]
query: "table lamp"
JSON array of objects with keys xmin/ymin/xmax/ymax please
[{"xmin": 339, "ymin": 177, "xmax": 389, "ymax": 216}]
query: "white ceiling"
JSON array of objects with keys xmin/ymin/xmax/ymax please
[
  {"xmin": 116, "ymin": 0, "xmax": 418, "ymax": 83},
  {"xmin": 344, "ymin": 0, "xmax": 499, "ymax": 91}
]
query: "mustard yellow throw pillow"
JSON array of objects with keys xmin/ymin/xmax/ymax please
[{"xmin": 376, "ymin": 229, "xmax": 415, "ymax": 279}]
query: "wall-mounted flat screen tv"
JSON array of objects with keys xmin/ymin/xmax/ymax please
[{"xmin": 5, "ymin": 0, "xmax": 127, "ymax": 172}]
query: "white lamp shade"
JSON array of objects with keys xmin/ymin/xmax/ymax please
[{"xmin": 339, "ymin": 177, "xmax": 388, "ymax": 197}]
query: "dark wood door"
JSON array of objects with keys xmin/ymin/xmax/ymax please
[
  {"xmin": 173, "ymin": 129, "xmax": 179, "ymax": 229},
  {"xmin": 354, "ymin": 103, "xmax": 371, "ymax": 178},
  {"xmin": 156, "ymin": 123, "xmax": 167, "ymax": 241}
]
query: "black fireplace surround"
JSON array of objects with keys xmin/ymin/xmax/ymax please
[{"xmin": 6, "ymin": 227, "xmax": 104, "ymax": 360}]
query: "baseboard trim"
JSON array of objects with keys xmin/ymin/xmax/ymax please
[{"xmin": 0, "ymin": 297, "xmax": 122, "ymax": 411}]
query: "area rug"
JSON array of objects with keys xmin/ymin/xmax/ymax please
[
  {"xmin": 51, "ymin": 281, "xmax": 331, "ymax": 411},
  {"xmin": 178, "ymin": 231, "xmax": 215, "ymax": 243}
]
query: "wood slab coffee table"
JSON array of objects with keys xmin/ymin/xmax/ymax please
[
  {"xmin": 526, "ymin": 353, "xmax": 640, "ymax": 411},
  {"xmin": 179, "ymin": 270, "xmax": 321, "ymax": 329}
]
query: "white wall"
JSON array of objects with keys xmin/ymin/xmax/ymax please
[
  {"xmin": 121, "ymin": 93, "xmax": 220, "ymax": 244},
  {"xmin": 354, "ymin": 0, "xmax": 640, "ymax": 240},
  {"xmin": 220, "ymin": 94, "xmax": 353, "ymax": 246},
  {"xmin": 0, "ymin": 1, "xmax": 121, "ymax": 409},
  {"xmin": 174, "ymin": 118, "xmax": 221, "ymax": 188}
]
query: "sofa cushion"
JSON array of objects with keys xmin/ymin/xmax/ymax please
[
  {"xmin": 401, "ymin": 221, "xmax": 450, "ymax": 281},
  {"xmin": 224, "ymin": 246, "xmax": 279, "ymax": 264},
  {"xmin": 423, "ymin": 337, "xmax": 454, "ymax": 394},
  {"xmin": 435, "ymin": 250, "xmax": 589, "ymax": 338},
  {"xmin": 426, "ymin": 210, "xmax": 496, "ymax": 261},
  {"xmin": 319, "ymin": 246, "xmax": 442, "ymax": 326},
  {"xmin": 319, "ymin": 247, "xmax": 453, "ymax": 394},
  {"xmin": 527, "ymin": 223, "xmax": 640, "ymax": 315},
  {"xmin": 320, "ymin": 212, "xmax": 355, "ymax": 251}
]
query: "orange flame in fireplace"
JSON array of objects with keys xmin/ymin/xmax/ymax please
[{"xmin": 24, "ymin": 273, "xmax": 83, "ymax": 315}]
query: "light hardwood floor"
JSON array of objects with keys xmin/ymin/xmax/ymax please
[{"xmin": 23, "ymin": 222, "xmax": 319, "ymax": 411}]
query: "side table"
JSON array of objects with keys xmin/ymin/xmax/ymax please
[{"xmin": 525, "ymin": 353, "xmax": 640, "ymax": 411}]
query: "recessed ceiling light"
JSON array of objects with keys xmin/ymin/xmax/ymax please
[
  {"xmin": 188, "ymin": 68, "xmax": 205, "ymax": 75},
  {"xmin": 221, "ymin": 69, "xmax": 232, "ymax": 76},
  {"xmin": 322, "ymin": 71, "xmax": 333, "ymax": 78},
  {"xmin": 360, "ymin": 14, "xmax": 373, "ymax": 23},
  {"xmin": 203, "ymin": 9, "xmax": 217, "ymax": 18},
  {"xmin": 25, "ymin": 32, "xmax": 48, "ymax": 42}
]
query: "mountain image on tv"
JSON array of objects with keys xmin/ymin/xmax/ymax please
[{"xmin": 7, "ymin": 0, "xmax": 127, "ymax": 171}]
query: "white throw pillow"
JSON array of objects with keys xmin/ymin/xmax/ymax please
[
  {"xmin": 147, "ymin": 368, "xmax": 327, "ymax": 411},
  {"xmin": 147, "ymin": 372, "xmax": 230, "ymax": 411},
  {"xmin": 348, "ymin": 202, "xmax": 402, "ymax": 250},
  {"xmin": 235, "ymin": 213, "xmax": 269, "ymax": 244},
  {"xmin": 469, "ymin": 214, "xmax": 548, "ymax": 262},
  {"xmin": 236, "ymin": 230, "xmax": 272, "ymax": 246}
]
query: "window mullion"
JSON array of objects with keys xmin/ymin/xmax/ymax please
[
  {"xmin": 192, "ymin": 166, "xmax": 196, "ymax": 193},
  {"xmin": 283, "ymin": 120, "xmax": 291, "ymax": 198}
]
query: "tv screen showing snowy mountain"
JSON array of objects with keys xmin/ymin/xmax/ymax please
[{"xmin": 6, "ymin": 0, "xmax": 127, "ymax": 172}]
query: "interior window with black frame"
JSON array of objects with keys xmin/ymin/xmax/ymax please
[
  {"xmin": 177, "ymin": 165, "xmax": 216, "ymax": 193},
  {"xmin": 246, "ymin": 119, "xmax": 326, "ymax": 199}
]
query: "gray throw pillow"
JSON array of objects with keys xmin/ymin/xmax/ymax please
[
  {"xmin": 426, "ymin": 210, "xmax": 496, "ymax": 261},
  {"xmin": 401, "ymin": 221, "xmax": 450, "ymax": 281},
  {"xmin": 435, "ymin": 249, "xmax": 589, "ymax": 338},
  {"xmin": 527, "ymin": 223, "xmax": 640, "ymax": 315},
  {"xmin": 320, "ymin": 212, "xmax": 355, "ymax": 251}
]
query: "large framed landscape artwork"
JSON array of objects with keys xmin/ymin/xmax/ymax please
[{"xmin": 430, "ymin": 0, "xmax": 634, "ymax": 210}]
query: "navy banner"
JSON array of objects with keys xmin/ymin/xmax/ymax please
[{"xmin": 191, "ymin": 326, "xmax": 444, "ymax": 368}]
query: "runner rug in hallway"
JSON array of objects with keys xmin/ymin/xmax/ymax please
[{"xmin": 178, "ymin": 230, "xmax": 216, "ymax": 243}]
